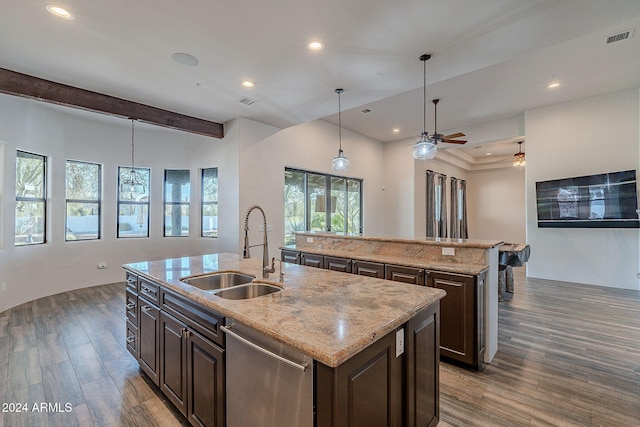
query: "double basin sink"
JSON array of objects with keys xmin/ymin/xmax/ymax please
[{"xmin": 179, "ymin": 272, "xmax": 281, "ymax": 300}]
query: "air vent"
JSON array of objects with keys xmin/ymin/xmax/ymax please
[
  {"xmin": 237, "ymin": 97, "xmax": 258, "ymax": 106},
  {"xmin": 606, "ymin": 29, "xmax": 634, "ymax": 44},
  {"xmin": 361, "ymin": 108, "xmax": 372, "ymax": 114}
]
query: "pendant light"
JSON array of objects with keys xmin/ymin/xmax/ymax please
[
  {"xmin": 413, "ymin": 54, "xmax": 437, "ymax": 160},
  {"xmin": 120, "ymin": 119, "xmax": 146, "ymax": 199},
  {"xmin": 331, "ymin": 88, "xmax": 349, "ymax": 171},
  {"xmin": 513, "ymin": 141, "xmax": 525, "ymax": 167}
]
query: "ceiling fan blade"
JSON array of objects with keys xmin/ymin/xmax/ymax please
[
  {"xmin": 442, "ymin": 139, "xmax": 467, "ymax": 144},
  {"xmin": 443, "ymin": 132, "xmax": 465, "ymax": 139}
]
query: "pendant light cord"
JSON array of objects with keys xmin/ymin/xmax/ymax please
[
  {"xmin": 336, "ymin": 88, "xmax": 343, "ymax": 151},
  {"xmin": 423, "ymin": 57, "xmax": 426, "ymax": 135},
  {"xmin": 130, "ymin": 119, "xmax": 135, "ymax": 170}
]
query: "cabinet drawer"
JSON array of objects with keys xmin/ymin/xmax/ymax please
[
  {"xmin": 385, "ymin": 264, "xmax": 425, "ymax": 286},
  {"xmin": 125, "ymin": 272, "xmax": 138, "ymax": 290},
  {"xmin": 125, "ymin": 289, "xmax": 138, "ymax": 324},
  {"xmin": 324, "ymin": 256, "xmax": 352, "ymax": 273},
  {"xmin": 281, "ymin": 250, "xmax": 300, "ymax": 264},
  {"xmin": 138, "ymin": 277, "xmax": 160, "ymax": 305},
  {"xmin": 300, "ymin": 252, "xmax": 324, "ymax": 268},
  {"xmin": 352, "ymin": 260, "xmax": 385, "ymax": 278},
  {"xmin": 126, "ymin": 320, "xmax": 138, "ymax": 358},
  {"xmin": 161, "ymin": 289, "xmax": 225, "ymax": 347}
]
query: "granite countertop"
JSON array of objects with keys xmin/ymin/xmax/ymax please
[
  {"xmin": 282, "ymin": 245, "xmax": 490, "ymax": 276},
  {"xmin": 123, "ymin": 253, "xmax": 445, "ymax": 368},
  {"xmin": 294, "ymin": 231, "xmax": 503, "ymax": 249}
]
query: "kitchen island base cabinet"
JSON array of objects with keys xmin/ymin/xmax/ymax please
[
  {"xmin": 316, "ymin": 303, "xmax": 440, "ymax": 427},
  {"xmin": 427, "ymin": 270, "xmax": 485, "ymax": 371}
]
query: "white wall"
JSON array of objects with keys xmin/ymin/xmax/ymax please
[
  {"xmin": 236, "ymin": 118, "xmax": 386, "ymax": 260},
  {"xmin": 0, "ymin": 95, "xmax": 237, "ymax": 313},
  {"xmin": 382, "ymin": 140, "xmax": 415, "ymax": 237},
  {"xmin": 525, "ymin": 89, "xmax": 640, "ymax": 290},
  {"xmin": 467, "ymin": 166, "xmax": 526, "ymax": 242}
]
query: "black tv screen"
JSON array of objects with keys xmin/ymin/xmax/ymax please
[{"xmin": 535, "ymin": 170, "xmax": 640, "ymax": 228}]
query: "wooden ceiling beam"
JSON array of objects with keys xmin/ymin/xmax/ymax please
[{"xmin": 0, "ymin": 67, "xmax": 224, "ymax": 139}]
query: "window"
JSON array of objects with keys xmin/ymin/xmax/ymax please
[
  {"xmin": 164, "ymin": 169, "xmax": 190, "ymax": 237},
  {"xmin": 284, "ymin": 168, "xmax": 362, "ymax": 245},
  {"xmin": 118, "ymin": 166, "xmax": 150, "ymax": 238},
  {"xmin": 66, "ymin": 160, "xmax": 101, "ymax": 241},
  {"xmin": 15, "ymin": 150, "xmax": 47, "ymax": 246},
  {"xmin": 201, "ymin": 168, "xmax": 218, "ymax": 238}
]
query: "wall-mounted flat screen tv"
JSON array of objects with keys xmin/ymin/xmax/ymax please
[{"xmin": 535, "ymin": 170, "xmax": 640, "ymax": 228}]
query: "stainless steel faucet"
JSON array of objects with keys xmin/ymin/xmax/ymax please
[{"xmin": 243, "ymin": 205, "xmax": 276, "ymax": 279}]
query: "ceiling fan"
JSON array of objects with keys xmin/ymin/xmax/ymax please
[{"xmin": 430, "ymin": 99, "xmax": 467, "ymax": 144}]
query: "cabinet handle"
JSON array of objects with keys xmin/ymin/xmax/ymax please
[
  {"xmin": 185, "ymin": 330, "xmax": 193, "ymax": 338},
  {"xmin": 221, "ymin": 325, "xmax": 308, "ymax": 372},
  {"xmin": 141, "ymin": 305, "xmax": 153, "ymax": 313},
  {"xmin": 141, "ymin": 286, "xmax": 154, "ymax": 294},
  {"xmin": 126, "ymin": 303, "xmax": 136, "ymax": 310},
  {"xmin": 126, "ymin": 279, "xmax": 136, "ymax": 286},
  {"xmin": 126, "ymin": 336, "xmax": 135, "ymax": 344}
]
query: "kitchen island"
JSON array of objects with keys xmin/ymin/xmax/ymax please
[{"xmin": 123, "ymin": 253, "xmax": 445, "ymax": 427}]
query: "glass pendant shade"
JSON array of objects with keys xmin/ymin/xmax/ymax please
[
  {"xmin": 332, "ymin": 149, "xmax": 350, "ymax": 171},
  {"xmin": 512, "ymin": 141, "xmax": 525, "ymax": 167},
  {"xmin": 413, "ymin": 132, "xmax": 437, "ymax": 160},
  {"xmin": 331, "ymin": 88, "xmax": 349, "ymax": 171},
  {"xmin": 120, "ymin": 119, "xmax": 147, "ymax": 199}
]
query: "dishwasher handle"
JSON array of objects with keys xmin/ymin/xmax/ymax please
[{"xmin": 221, "ymin": 325, "xmax": 309, "ymax": 372}]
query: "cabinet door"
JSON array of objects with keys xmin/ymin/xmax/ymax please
[
  {"xmin": 316, "ymin": 330, "xmax": 401, "ymax": 427},
  {"xmin": 300, "ymin": 252, "xmax": 324, "ymax": 268},
  {"xmin": 160, "ymin": 311, "xmax": 188, "ymax": 416},
  {"xmin": 324, "ymin": 256, "xmax": 352, "ymax": 273},
  {"xmin": 187, "ymin": 330, "xmax": 225, "ymax": 427},
  {"xmin": 138, "ymin": 297, "xmax": 160, "ymax": 386},
  {"xmin": 352, "ymin": 260, "xmax": 385, "ymax": 278},
  {"xmin": 125, "ymin": 289, "xmax": 138, "ymax": 324},
  {"xmin": 281, "ymin": 250, "xmax": 300, "ymax": 264},
  {"xmin": 405, "ymin": 304, "xmax": 440, "ymax": 427},
  {"xmin": 385, "ymin": 265, "xmax": 425, "ymax": 286},
  {"xmin": 427, "ymin": 271, "xmax": 482, "ymax": 369},
  {"xmin": 126, "ymin": 320, "xmax": 138, "ymax": 358}
]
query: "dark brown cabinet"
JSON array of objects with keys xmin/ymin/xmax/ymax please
[
  {"xmin": 138, "ymin": 296, "xmax": 160, "ymax": 386},
  {"xmin": 385, "ymin": 264, "xmax": 425, "ymax": 286},
  {"xmin": 300, "ymin": 252, "xmax": 324, "ymax": 268},
  {"xmin": 324, "ymin": 256, "xmax": 352, "ymax": 273},
  {"xmin": 405, "ymin": 302, "xmax": 440, "ymax": 427},
  {"xmin": 316, "ymin": 303, "xmax": 440, "ymax": 427},
  {"xmin": 126, "ymin": 273, "xmax": 226, "ymax": 427},
  {"xmin": 160, "ymin": 311, "xmax": 225, "ymax": 427},
  {"xmin": 427, "ymin": 270, "xmax": 485, "ymax": 370},
  {"xmin": 352, "ymin": 260, "xmax": 385, "ymax": 278},
  {"xmin": 281, "ymin": 249, "xmax": 300, "ymax": 264}
]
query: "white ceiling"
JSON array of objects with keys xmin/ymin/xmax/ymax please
[{"xmin": 1, "ymin": 0, "xmax": 640, "ymax": 153}]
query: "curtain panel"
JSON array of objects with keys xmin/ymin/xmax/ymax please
[
  {"xmin": 426, "ymin": 170, "xmax": 447, "ymax": 238},
  {"xmin": 450, "ymin": 177, "xmax": 468, "ymax": 239}
]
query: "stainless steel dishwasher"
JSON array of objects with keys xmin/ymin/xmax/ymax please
[{"xmin": 222, "ymin": 321, "xmax": 314, "ymax": 427}]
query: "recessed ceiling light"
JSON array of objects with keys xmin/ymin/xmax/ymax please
[
  {"xmin": 46, "ymin": 4, "xmax": 74, "ymax": 20},
  {"xmin": 307, "ymin": 41, "xmax": 323, "ymax": 51},
  {"xmin": 392, "ymin": 128, "xmax": 400, "ymax": 133},
  {"xmin": 486, "ymin": 152, "xmax": 492, "ymax": 156},
  {"xmin": 242, "ymin": 80, "xmax": 255, "ymax": 88},
  {"xmin": 171, "ymin": 52, "xmax": 199, "ymax": 67},
  {"xmin": 547, "ymin": 82, "xmax": 561, "ymax": 89}
]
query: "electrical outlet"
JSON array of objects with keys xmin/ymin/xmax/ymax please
[
  {"xmin": 1, "ymin": 282, "xmax": 7, "ymax": 292},
  {"xmin": 267, "ymin": 225, "xmax": 273, "ymax": 232},
  {"xmin": 97, "ymin": 262, "xmax": 107, "ymax": 269},
  {"xmin": 396, "ymin": 329, "xmax": 404, "ymax": 357},
  {"xmin": 258, "ymin": 225, "xmax": 264, "ymax": 232},
  {"xmin": 306, "ymin": 237, "xmax": 313, "ymax": 243},
  {"xmin": 442, "ymin": 247, "xmax": 455, "ymax": 256}
]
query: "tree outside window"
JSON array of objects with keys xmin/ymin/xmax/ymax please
[
  {"xmin": 15, "ymin": 151, "xmax": 46, "ymax": 246},
  {"xmin": 66, "ymin": 160, "xmax": 101, "ymax": 241}
]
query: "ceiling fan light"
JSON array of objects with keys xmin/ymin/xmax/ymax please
[
  {"xmin": 413, "ymin": 133, "xmax": 437, "ymax": 160},
  {"xmin": 332, "ymin": 149, "xmax": 350, "ymax": 171}
]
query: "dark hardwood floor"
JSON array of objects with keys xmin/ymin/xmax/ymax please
[{"xmin": 0, "ymin": 268, "xmax": 639, "ymax": 426}]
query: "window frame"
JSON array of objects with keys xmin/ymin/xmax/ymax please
[
  {"xmin": 65, "ymin": 159, "xmax": 102, "ymax": 242},
  {"xmin": 117, "ymin": 166, "xmax": 151, "ymax": 238},
  {"xmin": 15, "ymin": 150, "xmax": 47, "ymax": 246},
  {"xmin": 163, "ymin": 169, "xmax": 191, "ymax": 237},
  {"xmin": 201, "ymin": 167, "xmax": 218, "ymax": 238},
  {"xmin": 284, "ymin": 167, "xmax": 363, "ymax": 244}
]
